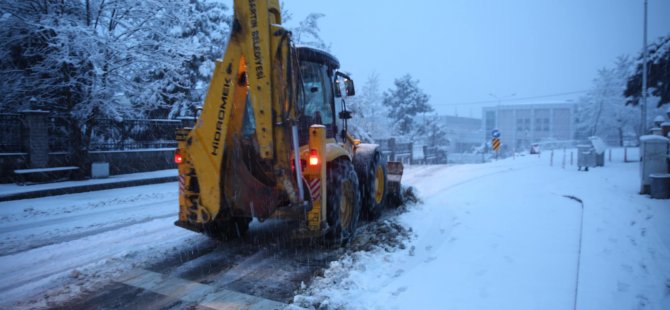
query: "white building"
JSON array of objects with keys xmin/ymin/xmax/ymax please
[{"xmin": 482, "ymin": 103, "xmax": 576, "ymax": 152}]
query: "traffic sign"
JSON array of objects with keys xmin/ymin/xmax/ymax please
[
  {"xmin": 492, "ymin": 137, "xmax": 501, "ymax": 152},
  {"xmin": 492, "ymin": 129, "xmax": 501, "ymax": 138}
]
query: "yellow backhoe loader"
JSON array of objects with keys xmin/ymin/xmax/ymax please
[{"xmin": 174, "ymin": 0, "xmax": 403, "ymax": 244}]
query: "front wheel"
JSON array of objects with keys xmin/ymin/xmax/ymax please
[
  {"xmin": 362, "ymin": 150, "xmax": 388, "ymax": 220},
  {"xmin": 325, "ymin": 159, "xmax": 361, "ymax": 245}
]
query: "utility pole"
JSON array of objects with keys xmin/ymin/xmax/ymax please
[
  {"xmin": 488, "ymin": 93, "xmax": 516, "ymax": 129},
  {"xmin": 641, "ymin": 0, "xmax": 649, "ymax": 136},
  {"xmin": 489, "ymin": 92, "xmax": 515, "ymax": 149}
]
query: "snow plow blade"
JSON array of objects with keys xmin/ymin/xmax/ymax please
[{"xmin": 386, "ymin": 161, "xmax": 404, "ymax": 207}]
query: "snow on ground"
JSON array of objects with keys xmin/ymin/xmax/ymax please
[
  {"xmin": 295, "ymin": 148, "xmax": 670, "ymax": 310},
  {"xmin": 0, "ymin": 183, "xmax": 209, "ymax": 308},
  {"xmin": 0, "ymin": 148, "xmax": 668, "ymax": 310},
  {"xmin": 0, "ymin": 184, "xmax": 177, "ymax": 254}
]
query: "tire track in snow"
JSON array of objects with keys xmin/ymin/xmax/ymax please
[
  {"xmin": 0, "ymin": 198, "xmax": 176, "ymax": 256},
  {"xmin": 0, "ymin": 213, "xmax": 175, "ymax": 256},
  {"xmin": 0, "ymin": 217, "xmax": 197, "ymax": 304},
  {"xmin": 368, "ymin": 161, "xmax": 583, "ymax": 310},
  {"xmin": 0, "ymin": 198, "xmax": 175, "ymax": 234},
  {"xmin": 60, "ymin": 231, "xmax": 345, "ymax": 308},
  {"xmin": 354, "ymin": 164, "xmax": 528, "ymax": 301},
  {"xmin": 422, "ymin": 166, "xmax": 521, "ymax": 199}
]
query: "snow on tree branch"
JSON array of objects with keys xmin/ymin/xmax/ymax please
[
  {"xmin": 382, "ymin": 74, "xmax": 433, "ymax": 139},
  {"xmin": 0, "ymin": 0, "xmax": 231, "ymax": 149}
]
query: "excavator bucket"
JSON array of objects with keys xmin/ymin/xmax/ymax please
[{"xmin": 386, "ymin": 161, "xmax": 404, "ymax": 207}]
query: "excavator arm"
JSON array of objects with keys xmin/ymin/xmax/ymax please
[{"xmin": 178, "ymin": 0, "xmax": 301, "ymax": 225}]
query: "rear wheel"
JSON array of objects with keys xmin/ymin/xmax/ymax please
[
  {"xmin": 204, "ymin": 217, "xmax": 251, "ymax": 241},
  {"xmin": 325, "ymin": 159, "xmax": 361, "ymax": 245}
]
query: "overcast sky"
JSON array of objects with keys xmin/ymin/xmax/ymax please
[{"xmin": 223, "ymin": 0, "xmax": 670, "ymax": 118}]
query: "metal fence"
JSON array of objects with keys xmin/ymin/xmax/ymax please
[
  {"xmin": 377, "ymin": 138, "xmax": 414, "ymax": 164},
  {"xmin": 422, "ymin": 145, "xmax": 447, "ymax": 164},
  {"xmin": 0, "ymin": 114, "xmax": 22, "ymax": 152},
  {"xmin": 5, "ymin": 115, "xmax": 184, "ymax": 153},
  {"xmin": 49, "ymin": 116, "xmax": 71, "ymax": 152},
  {"xmin": 89, "ymin": 119, "xmax": 182, "ymax": 151}
]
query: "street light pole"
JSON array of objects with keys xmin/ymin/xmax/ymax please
[
  {"xmin": 641, "ymin": 0, "xmax": 648, "ymax": 135},
  {"xmin": 488, "ymin": 92, "xmax": 516, "ymax": 131},
  {"xmin": 488, "ymin": 92, "xmax": 516, "ymax": 154}
]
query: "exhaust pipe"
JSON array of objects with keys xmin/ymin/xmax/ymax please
[{"xmin": 292, "ymin": 124, "xmax": 305, "ymax": 204}]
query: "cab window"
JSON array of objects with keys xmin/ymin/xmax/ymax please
[{"xmin": 299, "ymin": 61, "xmax": 334, "ymax": 129}]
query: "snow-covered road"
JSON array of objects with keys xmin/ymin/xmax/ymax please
[
  {"xmin": 0, "ymin": 184, "xmax": 205, "ymax": 308},
  {"xmin": 0, "ymin": 182, "xmax": 390, "ymax": 309},
  {"xmin": 1, "ymin": 148, "xmax": 668, "ymax": 310}
]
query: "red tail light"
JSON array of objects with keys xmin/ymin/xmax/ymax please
[
  {"xmin": 174, "ymin": 150, "xmax": 183, "ymax": 164},
  {"xmin": 308, "ymin": 149, "xmax": 319, "ymax": 166}
]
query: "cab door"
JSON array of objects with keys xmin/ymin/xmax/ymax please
[{"xmin": 298, "ymin": 61, "xmax": 336, "ymax": 144}]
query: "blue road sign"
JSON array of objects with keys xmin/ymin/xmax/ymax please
[{"xmin": 492, "ymin": 129, "xmax": 501, "ymax": 138}]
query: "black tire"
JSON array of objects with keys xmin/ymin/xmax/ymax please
[
  {"xmin": 204, "ymin": 217, "xmax": 251, "ymax": 241},
  {"xmin": 355, "ymin": 148, "xmax": 388, "ymax": 220},
  {"xmin": 325, "ymin": 159, "xmax": 361, "ymax": 245}
]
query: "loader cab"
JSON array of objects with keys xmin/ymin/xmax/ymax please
[{"xmin": 296, "ymin": 46, "xmax": 351, "ymax": 144}]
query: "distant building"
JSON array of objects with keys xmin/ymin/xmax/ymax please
[
  {"xmin": 437, "ymin": 115, "xmax": 483, "ymax": 153},
  {"xmin": 482, "ymin": 103, "xmax": 576, "ymax": 152}
]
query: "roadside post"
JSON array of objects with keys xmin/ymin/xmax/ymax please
[
  {"xmin": 492, "ymin": 129, "xmax": 501, "ymax": 160},
  {"xmin": 609, "ymin": 149, "xmax": 612, "ymax": 162},
  {"xmin": 562, "ymin": 148, "xmax": 566, "ymax": 169}
]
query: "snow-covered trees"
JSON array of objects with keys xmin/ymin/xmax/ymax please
[
  {"xmin": 164, "ymin": 0, "xmax": 231, "ymax": 118},
  {"xmin": 575, "ymin": 56, "xmax": 640, "ymax": 145},
  {"xmin": 415, "ymin": 114, "xmax": 449, "ymax": 147},
  {"xmin": 625, "ymin": 34, "xmax": 670, "ymax": 108},
  {"xmin": 382, "ymin": 74, "xmax": 434, "ymax": 138},
  {"xmin": 0, "ymin": 1, "xmax": 195, "ymax": 117},
  {"xmin": 291, "ymin": 13, "xmax": 330, "ymax": 51},
  {"xmin": 576, "ymin": 34, "xmax": 670, "ymax": 144},
  {"xmin": 0, "ymin": 0, "xmax": 231, "ymax": 149},
  {"xmin": 347, "ymin": 73, "xmax": 391, "ymax": 140}
]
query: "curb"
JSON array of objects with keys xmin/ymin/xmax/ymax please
[{"xmin": 0, "ymin": 176, "xmax": 178, "ymax": 202}]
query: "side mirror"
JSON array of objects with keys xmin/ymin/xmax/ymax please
[
  {"xmin": 345, "ymin": 78, "xmax": 355, "ymax": 96},
  {"xmin": 335, "ymin": 71, "xmax": 355, "ymax": 97}
]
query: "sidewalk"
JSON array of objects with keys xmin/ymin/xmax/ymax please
[{"xmin": 0, "ymin": 169, "xmax": 177, "ymax": 202}]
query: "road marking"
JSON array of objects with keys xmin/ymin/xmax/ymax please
[{"xmin": 118, "ymin": 269, "xmax": 285, "ymax": 309}]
